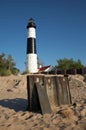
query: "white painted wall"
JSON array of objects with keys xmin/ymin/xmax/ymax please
[
  {"xmin": 26, "ymin": 54, "xmax": 38, "ymax": 73},
  {"xmin": 28, "ymin": 27, "xmax": 36, "ymax": 38}
]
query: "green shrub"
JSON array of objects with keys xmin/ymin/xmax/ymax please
[
  {"xmin": 0, "ymin": 69, "xmax": 11, "ymax": 76},
  {"xmin": 22, "ymin": 70, "xmax": 30, "ymax": 75}
]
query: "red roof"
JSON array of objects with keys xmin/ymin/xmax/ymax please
[{"xmin": 38, "ymin": 65, "xmax": 51, "ymax": 72}]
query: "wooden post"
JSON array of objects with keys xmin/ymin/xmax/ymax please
[{"xmin": 27, "ymin": 74, "xmax": 72, "ymax": 114}]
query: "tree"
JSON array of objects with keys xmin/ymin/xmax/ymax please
[
  {"xmin": 55, "ymin": 58, "xmax": 84, "ymax": 74},
  {"xmin": 0, "ymin": 53, "xmax": 6, "ymax": 68},
  {"xmin": 11, "ymin": 67, "xmax": 20, "ymax": 75},
  {"xmin": 0, "ymin": 53, "xmax": 20, "ymax": 76},
  {"xmin": 74, "ymin": 59, "xmax": 84, "ymax": 69},
  {"xmin": 6, "ymin": 55, "xmax": 16, "ymax": 70}
]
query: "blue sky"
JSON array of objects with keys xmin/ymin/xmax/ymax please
[{"xmin": 0, "ymin": 0, "xmax": 86, "ymax": 72}]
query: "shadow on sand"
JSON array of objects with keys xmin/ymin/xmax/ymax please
[{"xmin": 0, "ymin": 98, "xmax": 28, "ymax": 112}]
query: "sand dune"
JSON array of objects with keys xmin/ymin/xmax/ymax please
[{"xmin": 0, "ymin": 74, "xmax": 86, "ymax": 130}]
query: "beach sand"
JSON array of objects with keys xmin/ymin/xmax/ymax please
[{"xmin": 0, "ymin": 74, "xmax": 86, "ymax": 130}]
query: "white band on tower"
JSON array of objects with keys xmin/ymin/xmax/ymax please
[
  {"xmin": 26, "ymin": 54, "xmax": 38, "ymax": 73},
  {"xmin": 28, "ymin": 27, "xmax": 36, "ymax": 38}
]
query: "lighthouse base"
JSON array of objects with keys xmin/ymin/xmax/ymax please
[{"xmin": 26, "ymin": 54, "xmax": 38, "ymax": 73}]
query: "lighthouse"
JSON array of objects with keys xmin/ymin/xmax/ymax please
[{"xmin": 26, "ymin": 18, "xmax": 38, "ymax": 73}]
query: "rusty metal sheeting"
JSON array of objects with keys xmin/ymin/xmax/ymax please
[{"xmin": 27, "ymin": 74, "xmax": 72, "ymax": 114}]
